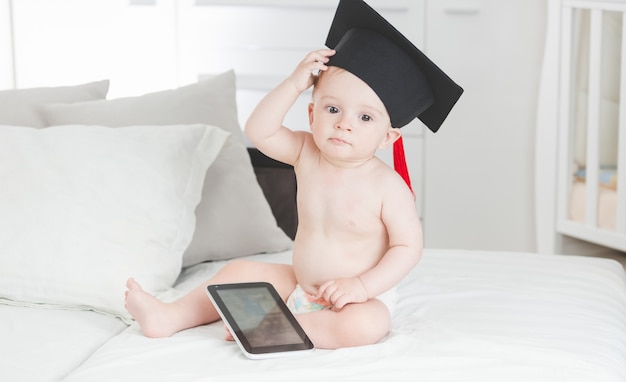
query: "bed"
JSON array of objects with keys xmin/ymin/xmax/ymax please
[
  {"xmin": 1, "ymin": 72, "xmax": 626, "ymax": 381},
  {"xmin": 536, "ymin": 0, "xmax": 626, "ymax": 254}
]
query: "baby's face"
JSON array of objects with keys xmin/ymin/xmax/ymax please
[{"xmin": 309, "ymin": 67, "xmax": 395, "ymax": 164}]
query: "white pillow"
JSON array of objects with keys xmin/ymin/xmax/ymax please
[
  {"xmin": 0, "ymin": 124, "xmax": 229, "ymax": 320},
  {"xmin": 42, "ymin": 71, "xmax": 293, "ymax": 266},
  {"xmin": 43, "ymin": 72, "xmax": 242, "ymax": 142},
  {"xmin": 0, "ymin": 80, "xmax": 109, "ymax": 127}
]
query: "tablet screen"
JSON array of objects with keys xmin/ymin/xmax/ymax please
[{"xmin": 206, "ymin": 282, "xmax": 314, "ymax": 358}]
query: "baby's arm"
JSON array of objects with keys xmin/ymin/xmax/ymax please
[{"xmin": 245, "ymin": 49, "xmax": 335, "ymax": 165}]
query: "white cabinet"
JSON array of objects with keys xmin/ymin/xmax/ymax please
[
  {"xmin": 175, "ymin": 1, "xmax": 330, "ymax": 85},
  {"xmin": 422, "ymin": 0, "xmax": 546, "ymax": 251}
]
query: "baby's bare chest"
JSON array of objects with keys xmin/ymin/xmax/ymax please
[{"xmin": 298, "ymin": 177, "xmax": 382, "ymax": 232}]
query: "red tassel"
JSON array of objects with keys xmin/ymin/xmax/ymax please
[{"xmin": 393, "ymin": 136, "xmax": 413, "ymax": 193}]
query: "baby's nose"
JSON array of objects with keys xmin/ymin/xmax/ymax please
[{"xmin": 336, "ymin": 118, "xmax": 352, "ymax": 131}]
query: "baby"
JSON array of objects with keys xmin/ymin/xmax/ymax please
[{"xmin": 125, "ymin": 0, "xmax": 461, "ymax": 350}]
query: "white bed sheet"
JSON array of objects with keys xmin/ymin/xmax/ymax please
[
  {"xmin": 0, "ymin": 303, "xmax": 126, "ymax": 382},
  {"xmin": 61, "ymin": 249, "xmax": 626, "ymax": 382}
]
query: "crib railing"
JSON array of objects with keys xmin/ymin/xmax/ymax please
[{"xmin": 556, "ymin": 0, "xmax": 626, "ymax": 251}]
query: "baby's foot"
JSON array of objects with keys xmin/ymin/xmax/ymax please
[
  {"xmin": 223, "ymin": 323, "xmax": 235, "ymax": 341},
  {"xmin": 125, "ymin": 278, "xmax": 178, "ymax": 338}
]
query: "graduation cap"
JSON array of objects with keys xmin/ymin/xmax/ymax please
[{"xmin": 325, "ymin": 0, "xmax": 463, "ymax": 190}]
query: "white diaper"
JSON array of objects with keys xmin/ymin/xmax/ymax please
[
  {"xmin": 286, "ymin": 284, "xmax": 397, "ymax": 316},
  {"xmin": 375, "ymin": 286, "xmax": 398, "ymax": 317}
]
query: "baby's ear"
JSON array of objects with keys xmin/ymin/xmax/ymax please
[
  {"xmin": 378, "ymin": 128, "xmax": 401, "ymax": 149},
  {"xmin": 308, "ymin": 103, "xmax": 315, "ymax": 126}
]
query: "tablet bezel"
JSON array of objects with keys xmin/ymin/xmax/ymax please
[{"xmin": 206, "ymin": 282, "xmax": 315, "ymax": 359}]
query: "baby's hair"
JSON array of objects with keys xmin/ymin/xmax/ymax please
[{"xmin": 311, "ymin": 66, "xmax": 345, "ymax": 97}]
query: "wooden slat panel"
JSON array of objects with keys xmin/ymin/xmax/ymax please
[
  {"xmin": 584, "ymin": 9, "xmax": 602, "ymax": 227},
  {"xmin": 560, "ymin": 220, "xmax": 626, "ymax": 251},
  {"xmin": 565, "ymin": 0, "xmax": 626, "ymax": 12},
  {"xmin": 617, "ymin": 10, "xmax": 626, "ymax": 234},
  {"xmin": 556, "ymin": 6, "xmax": 573, "ymax": 229}
]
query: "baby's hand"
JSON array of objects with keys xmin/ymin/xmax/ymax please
[
  {"xmin": 317, "ymin": 277, "xmax": 368, "ymax": 310},
  {"xmin": 288, "ymin": 49, "xmax": 336, "ymax": 94}
]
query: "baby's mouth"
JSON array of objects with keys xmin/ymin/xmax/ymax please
[{"xmin": 329, "ymin": 137, "xmax": 350, "ymax": 145}]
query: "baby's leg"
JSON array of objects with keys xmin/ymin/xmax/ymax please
[
  {"xmin": 125, "ymin": 260, "xmax": 296, "ymax": 338},
  {"xmin": 296, "ymin": 298, "xmax": 391, "ymax": 349}
]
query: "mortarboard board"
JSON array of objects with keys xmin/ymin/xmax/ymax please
[{"xmin": 325, "ymin": 0, "xmax": 463, "ymax": 190}]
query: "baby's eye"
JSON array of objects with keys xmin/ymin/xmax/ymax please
[
  {"xmin": 360, "ymin": 114, "xmax": 372, "ymax": 122},
  {"xmin": 326, "ymin": 106, "xmax": 339, "ymax": 114}
]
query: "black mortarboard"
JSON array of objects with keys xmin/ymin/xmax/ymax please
[
  {"xmin": 324, "ymin": 0, "xmax": 463, "ymax": 191},
  {"xmin": 325, "ymin": 0, "xmax": 463, "ymax": 132}
]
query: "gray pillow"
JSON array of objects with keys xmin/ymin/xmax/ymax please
[
  {"xmin": 0, "ymin": 80, "xmax": 109, "ymax": 127},
  {"xmin": 43, "ymin": 71, "xmax": 292, "ymax": 266}
]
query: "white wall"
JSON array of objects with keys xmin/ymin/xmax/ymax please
[
  {"xmin": 9, "ymin": 0, "xmax": 179, "ymax": 96},
  {"xmin": 422, "ymin": 0, "xmax": 547, "ymax": 252},
  {"xmin": 0, "ymin": 0, "xmax": 14, "ymax": 89}
]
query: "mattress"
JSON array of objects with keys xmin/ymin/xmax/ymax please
[
  {"xmin": 0, "ymin": 304, "xmax": 126, "ymax": 381},
  {"xmin": 2, "ymin": 249, "xmax": 618, "ymax": 382}
]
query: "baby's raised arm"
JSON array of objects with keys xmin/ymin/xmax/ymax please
[{"xmin": 245, "ymin": 49, "xmax": 335, "ymax": 165}]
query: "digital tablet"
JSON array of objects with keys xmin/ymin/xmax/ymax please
[{"xmin": 206, "ymin": 282, "xmax": 315, "ymax": 359}]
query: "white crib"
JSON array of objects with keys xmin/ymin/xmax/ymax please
[{"xmin": 536, "ymin": 0, "xmax": 626, "ymax": 254}]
